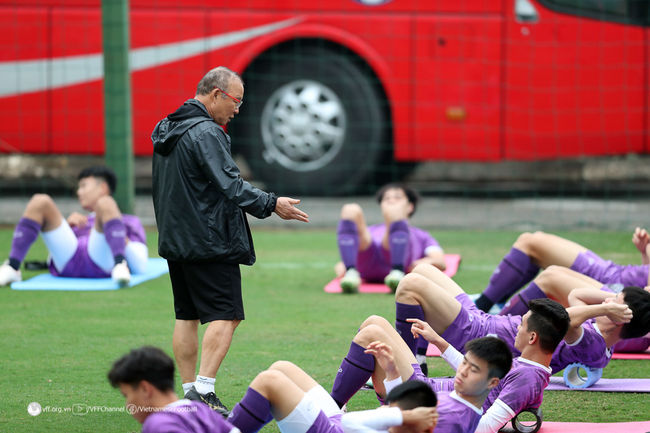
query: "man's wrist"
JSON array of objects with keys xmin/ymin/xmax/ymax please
[{"xmin": 269, "ymin": 193, "xmax": 278, "ymax": 212}]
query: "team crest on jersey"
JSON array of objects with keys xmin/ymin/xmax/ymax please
[{"xmin": 353, "ymin": 0, "xmax": 392, "ymax": 5}]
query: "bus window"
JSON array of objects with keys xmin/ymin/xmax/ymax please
[{"xmin": 538, "ymin": 0, "xmax": 648, "ymax": 25}]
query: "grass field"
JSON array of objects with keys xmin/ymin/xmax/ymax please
[{"xmin": 0, "ymin": 228, "xmax": 648, "ymax": 432}]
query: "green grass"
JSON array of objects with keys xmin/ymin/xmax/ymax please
[{"xmin": 0, "ymin": 229, "xmax": 648, "ymax": 432}]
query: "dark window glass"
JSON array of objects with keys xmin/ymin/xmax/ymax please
[{"xmin": 538, "ymin": 0, "xmax": 648, "ymax": 25}]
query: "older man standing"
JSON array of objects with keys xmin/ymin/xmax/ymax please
[{"xmin": 151, "ymin": 66, "xmax": 309, "ymax": 416}]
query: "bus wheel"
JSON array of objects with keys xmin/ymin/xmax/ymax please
[{"xmin": 237, "ymin": 48, "xmax": 388, "ymax": 195}]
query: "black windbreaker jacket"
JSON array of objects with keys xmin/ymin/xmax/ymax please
[{"xmin": 151, "ymin": 99, "xmax": 276, "ymax": 264}]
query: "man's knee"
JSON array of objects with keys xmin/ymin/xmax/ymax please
[
  {"xmin": 26, "ymin": 193, "xmax": 55, "ymax": 212},
  {"xmin": 206, "ymin": 318, "xmax": 241, "ymax": 332},
  {"xmin": 411, "ymin": 263, "xmax": 434, "ymax": 276},
  {"xmin": 359, "ymin": 315, "xmax": 391, "ymax": 331},
  {"xmin": 340, "ymin": 203, "xmax": 363, "ymax": 220},
  {"xmin": 395, "ymin": 273, "xmax": 426, "ymax": 301},
  {"xmin": 94, "ymin": 195, "xmax": 119, "ymax": 215},
  {"xmin": 535, "ymin": 265, "xmax": 567, "ymax": 291},
  {"xmin": 268, "ymin": 360, "xmax": 295, "ymax": 373},
  {"xmin": 354, "ymin": 323, "xmax": 386, "ymax": 346},
  {"xmin": 514, "ymin": 231, "xmax": 547, "ymax": 252},
  {"xmin": 250, "ymin": 369, "xmax": 285, "ymax": 395}
]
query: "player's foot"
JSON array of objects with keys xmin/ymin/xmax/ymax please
[
  {"xmin": 419, "ymin": 361, "xmax": 429, "ymax": 377},
  {"xmin": 384, "ymin": 269, "xmax": 405, "ymax": 292},
  {"xmin": 340, "ymin": 268, "xmax": 361, "ymax": 294},
  {"xmin": 184, "ymin": 386, "xmax": 230, "ymax": 418},
  {"xmin": 111, "ymin": 260, "xmax": 131, "ymax": 286},
  {"xmin": 0, "ymin": 260, "xmax": 21, "ymax": 286}
]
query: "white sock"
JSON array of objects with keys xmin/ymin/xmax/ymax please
[
  {"xmin": 182, "ymin": 382, "xmax": 195, "ymax": 395},
  {"xmin": 416, "ymin": 354, "xmax": 427, "ymax": 364},
  {"xmin": 194, "ymin": 375, "xmax": 215, "ymax": 395}
]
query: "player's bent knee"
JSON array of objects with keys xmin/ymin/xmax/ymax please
[
  {"xmin": 27, "ymin": 193, "xmax": 55, "ymax": 210},
  {"xmin": 536, "ymin": 265, "xmax": 567, "ymax": 285},
  {"xmin": 412, "ymin": 263, "xmax": 435, "ymax": 275},
  {"xmin": 250, "ymin": 369, "xmax": 285, "ymax": 393},
  {"xmin": 396, "ymin": 273, "xmax": 425, "ymax": 296},
  {"xmin": 94, "ymin": 195, "xmax": 119, "ymax": 213},
  {"xmin": 514, "ymin": 231, "xmax": 536, "ymax": 248},
  {"xmin": 360, "ymin": 315, "xmax": 390, "ymax": 330},
  {"xmin": 268, "ymin": 360, "xmax": 295, "ymax": 372},
  {"xmin": 340, "ymin": 203, "xmax": 363, "ymax": 219},
  {"xmin": 355, "ymin": 324, "xmax": 385, "ymax": 346}
]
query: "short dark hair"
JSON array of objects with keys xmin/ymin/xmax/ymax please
[
  {"xmin": 196, "ymin": 66, "xmax": 243, "ymax": 96},
  {"xmin": 108, "ymin": 346, "xmax": 175, "ymax": 392},
  {"xmin": 526, "ymin": 298, "xmax": 570, "ymax": 353},
  {"xmin": 464, "ymin": 336, "xmax": 513, "ymax": 380},
  {"xmin": 385, "ymin": 380, "xmax": 437, "ymax": 410},
  {"xmin": 78, "ymin": 166, "xmax": 117, "ymax": 195},
  {"xmin": 375, "ymin": 183, "xmax": 420, "ymax": 216},
  {"xmin": 620, "ymin": 286, "xmax": 650, "ymax": 339}
]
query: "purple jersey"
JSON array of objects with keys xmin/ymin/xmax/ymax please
[
  {"xmin": 48, "ymin": 213, "xmax": 146, "ymax": 278},
  {"xmin": 484, "ymin": 358, "xmax": 551, "ymax": 414},
  {"xmin": 142, "ymin": 400, "xmax": 238, "ymax": 433},
  {"xmin": 571, "ymin": 250, "xmax": 649, "ymax": 287},
  {"xmin": 357, "ymin": 224, "xmax": 440, "ymax": 281},
  {"xmin": 409, "ymin": 363, "xmax": 455, "ymax": 393},
  {"xmin": 434, "ymin": 391, "xmax": 483, "ymax": 433},
  {"xmin": 441, "ymin": 293, "xmax": 522, "ymax": 356},
  {"xmin": 551, "ymin": 320, "xmax": 611, "ymax": 374}
]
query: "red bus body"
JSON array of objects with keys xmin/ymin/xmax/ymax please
[{"xmin": 1, "ymin": 0, "xmax": 647, "ymax": 192}]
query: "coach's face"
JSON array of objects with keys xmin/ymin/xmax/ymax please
[{"xmin": 209, "ymin": 78, "xmax": 243, "ymax": 126}]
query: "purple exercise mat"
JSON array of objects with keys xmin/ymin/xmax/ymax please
[{"xmin": 546, "ymin": 376, "xmax": 650, "ymax": 392}]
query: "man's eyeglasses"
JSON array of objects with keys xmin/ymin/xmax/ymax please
[{"xmin": 215, "ymin": 87, "xmax": 243, "ymax": 109}]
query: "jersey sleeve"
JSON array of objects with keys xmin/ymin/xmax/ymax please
[
  {"xmin": 441, "ymin": 345, "xmax": 463, "ymax": 370},
  {"xmin": 492, "ymin": 370, "xmax": 536, "ymax": 415},
  {"xmin": 420, "ymin": 229, "xmax": 440, "ymax": 250},
  {"xmin": 341, "ymin": 406, "xmax": 402, "ymax": 433},
  {"xmin": 124, "ymin": 214, "xmax": 147, "ymax": 244},
  {"xmin": 475, "ymin": 399, "xmax": 516, "ymax": 433}
]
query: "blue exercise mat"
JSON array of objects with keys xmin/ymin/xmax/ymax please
[{"xmin": 10, "ymin": 258, "xmax": 168, "ymax": 291}]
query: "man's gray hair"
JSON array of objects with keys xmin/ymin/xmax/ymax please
[{"xmin": 196, "ymin": 66, "xmax": 243, "ymax": 95}]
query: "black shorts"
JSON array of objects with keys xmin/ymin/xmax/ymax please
[{"xmin": 167, "ymin": 260, "xmax": 244, "ymax": 324}]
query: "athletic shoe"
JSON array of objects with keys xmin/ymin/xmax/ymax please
[
  {"xmin": 184, "ymin": 386, "xmax": 230, "ymax": 418},
  {"xmin": 0, "ymin": 260, "xmax": 21, "ymax": 286},
  {"xmin": 340, "ymin": 268, "xmax": 361, "ymax": 294},
  {"xmin": 384, "ymin": 269, "xmax": 405, "ymax": 292},
  {"xmin": 419, "ymin": 361, "xmax": 429, "ymax": 377},
  {"xmin": 111, "ymin": 260, "xmax": 131, "ymax": 286}
]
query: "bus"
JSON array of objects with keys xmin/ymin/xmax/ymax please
[{"xmin": 1, "ymin": 0, "xmax": 648, "ymax": 194}]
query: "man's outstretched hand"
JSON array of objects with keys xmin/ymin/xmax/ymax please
[{"xmin": 274, "ymin": 197, "xmax": 309, "ymax": 222}]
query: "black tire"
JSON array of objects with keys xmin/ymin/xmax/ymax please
[{"xmin": 234, "ymin": 47, "xmax": 388, "ymax": 195}]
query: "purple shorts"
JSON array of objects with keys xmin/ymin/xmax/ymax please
[
  {"xmin": 308, "ymin": 412, "xmax": 343, "ymax": 433},
  {"xmin": 571, "ymin": 250, "xmax": 649, "ymax": 287},
  {"xmin": 356, "ymin": 243, "xmax": 394, "ymax": 282},
  {"xmin": 441, "ymin": 293, "xmax": 522, "ymax": 356}
]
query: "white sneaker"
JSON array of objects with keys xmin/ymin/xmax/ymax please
[
  {"xmin": 111, "ymin": 260, "xmax": 131, "ymax": 286},
  {"xmin": 0, "ymin": 260, "xmax": 21, "ymax": 286},
  {"xmin": 384, "ymin": 269, "xmax": 405, "ymax": 292},
  {"xmin": 340, "ymin": 268, "xmax": 361, "ymax": 294}
]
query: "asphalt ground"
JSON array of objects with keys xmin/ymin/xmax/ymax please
[{"xmin": 1, "ymin": 196, "xmax": 649, "ymax": 231}]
